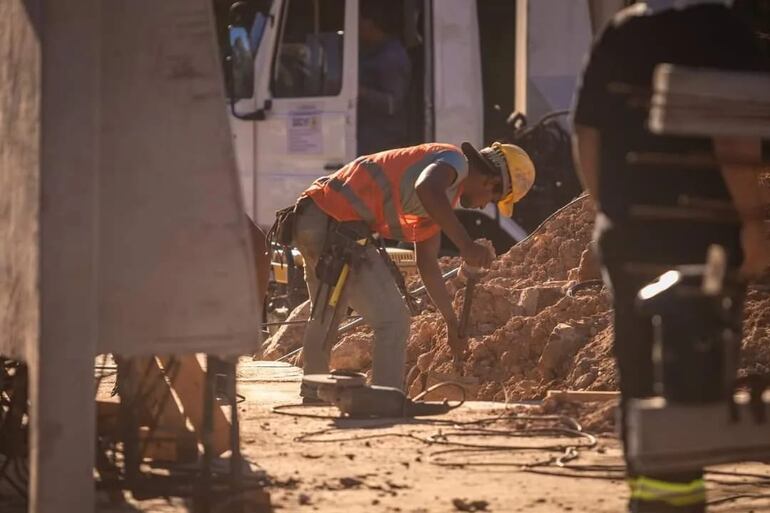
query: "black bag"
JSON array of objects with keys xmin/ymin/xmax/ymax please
[{"xmin": 267, "ymin": 204, "xmax": 298, "ymax": 248}]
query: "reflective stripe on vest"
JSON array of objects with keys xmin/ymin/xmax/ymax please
[
  {"xmin": 628, "ymin": 477, "xmax": 705, "ymax": 507},
  {"xmin": 359, "ymin": 159, "xmax": 404, "ymax": 240},
  {"xmin": 304, "ymin": 143, "xmax": 464, "ymax": 242},
  {"xmin": 327, "ymin": 178, "xmax": 377, "ymax": 227}
]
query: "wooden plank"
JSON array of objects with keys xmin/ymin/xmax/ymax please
[
  {"xmin": 139, "ymin": 357, "xmax": 188, "ymax": 432},
  {"xmin": 96, "ymin": 401, "xmax": 198, "ymax": 463},
  {"xmin": 158, "ymin": 355, "xmax": 231, "ymax": 456},
  {"xmin": 654, "ymin": 64, "xmax": 770, "ymax": 104},
  {"xmin": 138, "ymin": 427, "xmax": 198, "ymax": 463},
  {"xmin": 0, "ymin": 0, "xmax": 40, "ymax": 362},
  {"xmin": 650, "ymin": 65, "xmax": 770, "ymax": 138},
  {"xmin": 546, "ymin": 390, "xmax": 620, "ymax": 402}
]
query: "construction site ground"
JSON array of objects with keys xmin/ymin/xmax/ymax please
[{"xmin": 95, "ymin": 360, "xmax": 770, "ymax": 513}]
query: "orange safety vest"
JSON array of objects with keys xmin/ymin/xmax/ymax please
[{"xmin": 304, "ymin": 143, "xmax": 465, "ymax": 242}]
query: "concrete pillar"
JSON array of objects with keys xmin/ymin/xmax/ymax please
[{"xmin": 29, "ymin": 0, "xmax": 101, "ymax": 512}]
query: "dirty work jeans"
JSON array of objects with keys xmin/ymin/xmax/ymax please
[{"xmin": 293, "ymin": 200, "xmax": 411, "ymax": 390}]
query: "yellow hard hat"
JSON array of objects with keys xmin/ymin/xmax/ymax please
[{"xmin": 461, "ymin": 141, "xmax": 536, "ymax": 217}]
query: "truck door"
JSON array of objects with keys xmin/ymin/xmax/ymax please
[{"xmin": 249, "ymin": 0, "xmax": 357, "ymax": 226}]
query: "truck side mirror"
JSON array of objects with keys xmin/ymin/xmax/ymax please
[{"xmin": 227, "ymin": 25, "xmax": 254, "ymax": 100}]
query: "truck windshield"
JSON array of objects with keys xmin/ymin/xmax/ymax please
[{"xmin": 271, "ymin": 0, "xmax": 345, "ymax": 98}]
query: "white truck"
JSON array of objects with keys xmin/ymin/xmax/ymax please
[{"xmin": 216, "ymin": 0, "xmax": 617, "ymax": 252}]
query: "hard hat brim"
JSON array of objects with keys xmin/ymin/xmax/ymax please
[
  {"xmin": 461, "ymin": 142, "xmax": 499, "ymax": 178},
  {"xmin": 497, "ymin": 196, "xmax": 514, "ymax": 218}
]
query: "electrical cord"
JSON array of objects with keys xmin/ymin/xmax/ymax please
[
  {"xmin": 707, "ymin": 493, "xmax": 770, "ymax": 506},
  {"xmin": 269, "ymin": 376, "xmax": 770, "ymax": 508},
  {"xmin": 290, "ymin": 407, "xmax": 596, "ymax": 469},
  {"xmin": 412, "ymin": 381, "xmax": 467, "ymax": 411},
  {"xmin": 566, "ymin": 279, "xmax": 605, "ymax": 298}
]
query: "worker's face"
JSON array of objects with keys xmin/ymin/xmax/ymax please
[{"xmin": 460, "ymin": 173, "xmax": 502, "ymax": 209}]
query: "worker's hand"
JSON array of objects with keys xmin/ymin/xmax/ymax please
[
  {"xmin": 459, "ymin": 241, "xmax": 495, "ymax": 269},
  {"xmin": 740, "ymin": 220, "xmax": 770, "ymax": 279},
  {"xmin": 445, "ymin": 316, "xmax": 467, "ymax": 359}
]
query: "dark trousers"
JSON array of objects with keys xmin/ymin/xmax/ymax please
[{"xmin": 595, "ymin": 214, "xmax": 745, "ymax": 512}]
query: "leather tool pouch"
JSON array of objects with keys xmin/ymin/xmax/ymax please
[
  {"xmin": 315, "ymin": 221, "xmax": 371, "ymax": 286},
  {"xmin": 268, "ymin": 195, "xmax": 316, "ymax": 248},
  {"xmin": 271, "ymin": 205, "xmax": 297, "ymax": 247}
]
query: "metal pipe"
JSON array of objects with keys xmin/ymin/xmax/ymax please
[{"xmin": 261, "ymin": 319, "xmax": 310, "ymax": 327}]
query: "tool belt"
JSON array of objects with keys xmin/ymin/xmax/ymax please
[
  {"xmin": 308, "ymin": 218, "xmax": 371, "ymax": 322},
  {"xmin": 315, "ymin": 221, "xmax": 370, "ymax": 287},
  {"xmin": 266, "ymin": 200, "xmax": 304, "ymax": 249},
  {"xmin": 269, "ymin": 196, "xmax": 419, "ymax": 315}
]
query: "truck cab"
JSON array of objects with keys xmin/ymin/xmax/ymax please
[{"xmin": 217, "ymin": 0, "xmax": 528, "ymax": 252}]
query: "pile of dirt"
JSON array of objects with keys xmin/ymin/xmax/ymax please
[
  {"xmin": 266, "ymin": 194, "xmax": 770, "ymax": 430},
  {"xmin": 297, "ymin": 196, "xmax": 612, "ymax": 400},
  {"xmin": 401, "ymin": 196, "xmax": 614, "ymax": 402}
]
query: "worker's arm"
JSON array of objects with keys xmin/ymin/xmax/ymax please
[
  {"xmin": 415, "ymin": 162, "xmax": 493, "ymax": 268},
  {"xmin": 714, "ymin": 137, "xmax": 770, "ymax": 278},
  {"xmin": 571, "ymin": 124, "xmax": 602, "ymax": 206},
  {"xmin": 415, "ymin": 233, "xmax": 462, "ymax": 353}
]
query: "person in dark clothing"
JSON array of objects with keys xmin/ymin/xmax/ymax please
[
  {"xmin": 572, "ymin": 1, "xmax": 769, "ymax": 512},
  {"xmin": 357, "ymin": 0, "xmax": 411, "ymax": 156}
]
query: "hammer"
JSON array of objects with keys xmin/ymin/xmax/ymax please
[{"xmin": 458, "ymin": 264, "xmax": 481, "ymax": 339}]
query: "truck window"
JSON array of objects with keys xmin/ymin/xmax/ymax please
[{"xmin": 271, "ymin": 0, "xmax": 345, "ymax": 98}]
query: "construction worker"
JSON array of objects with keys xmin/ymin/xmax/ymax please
[
  {"xmin": 572, "ymin": 1, "xmax": 769, "ymax": 512},
  {"xmin": 292, "ymin": 142, "xmax": 535, "ymax": 401}
]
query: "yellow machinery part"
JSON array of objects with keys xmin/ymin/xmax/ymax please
[{"xmin": 271, "ymin": 246, "xmax": 417, "ymax": 285}]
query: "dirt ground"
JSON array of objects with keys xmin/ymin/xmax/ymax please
[{"xmin": 76, "ymin": 360, "xmax": 770, "ymax": 513}]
